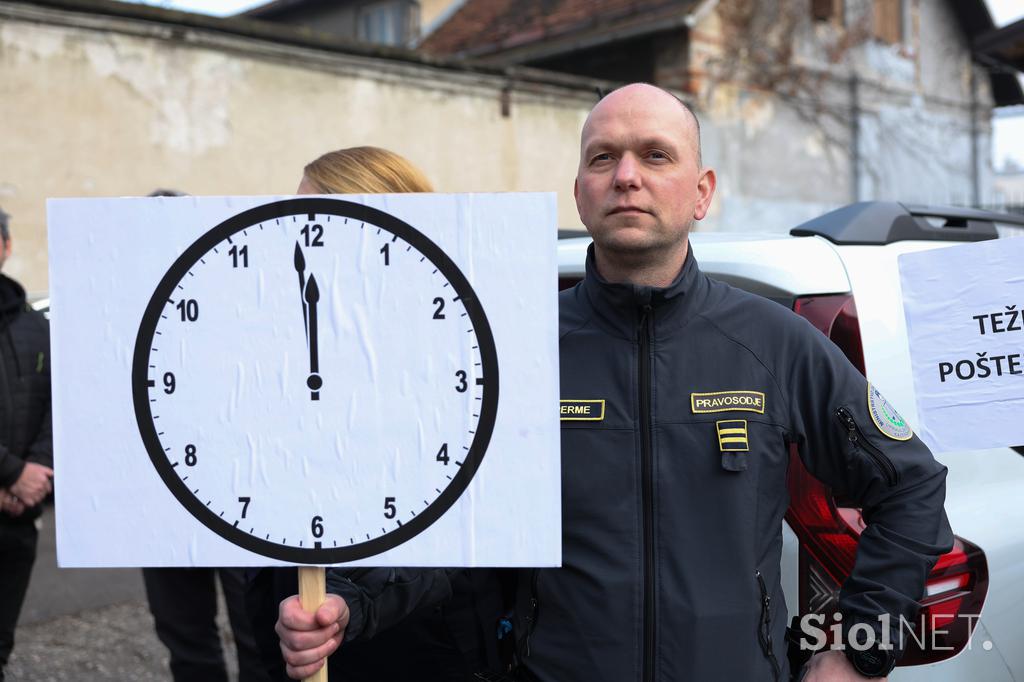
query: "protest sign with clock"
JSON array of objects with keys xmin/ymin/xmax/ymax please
[{"xmin": 49, "ymin": 193, "xmax": 560, "ymax": 568}]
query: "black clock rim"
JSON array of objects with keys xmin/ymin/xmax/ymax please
[{"xmin": 131, "ymin": 198, "xmax": 499, "ymax": 564}]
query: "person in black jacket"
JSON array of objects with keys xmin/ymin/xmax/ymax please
[
  {"xmin": 0, "ymin": 207, "xmax": 52, "ymax": 682},
  {"xmin": 276, "ymin": 84, "xmax": 953, "ymax": 682},
  {"xmin": 249, "ymin": 147, "xmax": 503, "ymax": 682}
]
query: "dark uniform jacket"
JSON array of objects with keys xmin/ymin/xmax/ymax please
[
  {"xmin": 328, "ymin": 245, "xmax": 953, "ymax": 682},
  {"xmin": 515, "ymin": 245, "xmax": 953, "ymax": 681},
  {"xmin": 0, "ymin": 273, "xmax": 51, "ymax": 524}
]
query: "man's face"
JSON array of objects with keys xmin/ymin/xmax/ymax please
[
  {"xmin": 0, "ymin": 238, "xmax": 9, "ymax": 271},
  {"xmin": 574, "ymin": 85, "xmax": 714, "ymax": 257}
]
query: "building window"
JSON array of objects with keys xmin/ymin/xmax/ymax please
[
  {"xmin": 872, "ymin": 0, "xmax": 903, "ymax": 43},
  {"xmin": 357, "ymin": 0, "xmax": 418, "ymax": 46},
  {"xmin": 811, "ymin": 0, "xmax": 843, "ymax": 23}
]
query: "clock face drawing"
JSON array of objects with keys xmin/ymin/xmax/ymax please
[{"xmin": 132, "ymin": 198, "xmax": 499, "ymax": 563}]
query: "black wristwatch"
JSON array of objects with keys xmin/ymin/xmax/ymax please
[{"xmin": 845, "ymin": 644, "xmax": 897, "ymax": 678}]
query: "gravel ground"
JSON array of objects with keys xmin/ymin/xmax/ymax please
[{"xmin": 5, "ymin": 598, "xmax": 240, "ymax": 682}]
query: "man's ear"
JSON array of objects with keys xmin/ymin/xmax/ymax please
[
  {"xmin": 693, "ymin": 168, "xmax": 716, "ymax": 221},
  {"xmin": 1, "ymin": 238, "xmax": 11, "ymax": 260}
]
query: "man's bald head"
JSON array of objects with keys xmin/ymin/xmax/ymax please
[{"xmin": 582, "ymin": 83, "xmax": 703, "ymax": 168}]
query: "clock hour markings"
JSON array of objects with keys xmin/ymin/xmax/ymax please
[
  {"xmin": 160, "ymin": 315, "xmax": 167, "ymax": 320},
  {"xmin": 476, "ymin": 378, "xmax": 485, "ymax": 385},
  {"xmin": 226, "ymin": 236, "xmax": 233, "ymax": 244},
  {"xmin": 396, "ymin": 520, "xmax": 402, "ymax": 527},
  {"xmin": 171, "ymin": 462, "xmax": 179, "ymax": 468},
  {"xmin": 200, "ymin": 258, "xmax": 205, "ymax": 264},
  {"xmin": 314, "ymin": 541, "xmax": 321, "ymax": 549},
  {"xmin": 233, "ymin": 520, "xmax": 239, "ymax": 528},
  {"xmin": 147, "ymin": 380, "xmax": 156, "ymax": 387},
  {"xmin": 308, "ymin": 213, "xmax": 315, "ymax": 221},
  {"xmin": 455, "ymin": 461, "xmax": 463, "ymax": 467},
  {"xmin": 391, "ymin": 234, "xmax": 398, "ymax": 243}
]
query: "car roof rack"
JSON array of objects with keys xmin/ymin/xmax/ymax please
[{"xmin": 790, "ymin": 201, "xmax": 1024, "ymax": 245}]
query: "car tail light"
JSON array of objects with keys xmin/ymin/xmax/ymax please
[{"xmin": 788, "ymin": 294, "xmax": 988, "ymax": 664}]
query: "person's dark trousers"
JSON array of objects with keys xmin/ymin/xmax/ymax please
[
  {"xmin": 0, "ymin": 520, "xmax": 39, "ymax": 682},
  {"xmin": 143, "ymin": 567, "xmax": 271, "ymax": 682}
]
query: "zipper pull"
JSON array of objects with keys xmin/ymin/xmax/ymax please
[
  {"xmin": 637, "ymin": 303, "xmax": 652, "ymax": 331},
  {"xmin": 525, "ymin": 597, "xmax": 538, "ymax": 657},
  {"xmin": 755, "ymin": 570, "xmax": 771, "ymax": 610},
  {"xmin": 836, "ymin": 407, "xmax": 858, "ymax": 444}
]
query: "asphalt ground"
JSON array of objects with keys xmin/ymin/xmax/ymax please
[{"xmin": 4, "ymin": 505, "xmax": 241, "ymax": 681}]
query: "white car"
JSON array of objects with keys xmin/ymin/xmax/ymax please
[{"xmin": 558, "ymin": 202, "xmax": 1024, "ymax": 680}]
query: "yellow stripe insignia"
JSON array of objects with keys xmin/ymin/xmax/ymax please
[
  {"xmin": 560, "ymin": 399, "xmax": 605, "ymax": 421},
  {"xmin": 716, "ymin": 419, "xmax": 749, "ymax": 452}
]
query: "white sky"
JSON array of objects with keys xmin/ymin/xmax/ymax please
[{"xmin": 133, "ymin": 0, "xmax": 1024, "ymax": 169}]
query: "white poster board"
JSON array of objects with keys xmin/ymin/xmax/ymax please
[
  {"xmin": 899, "ymin": 237, "xmax": 1024, "ymax": 453},
  {"xmin": 49, "ymin": 193, "xmax": 561, "ymax": 567}
]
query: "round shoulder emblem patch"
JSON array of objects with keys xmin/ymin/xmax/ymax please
[{"xmin": 867, "ymin": 383, "xmax": 913, "ymax": 441}]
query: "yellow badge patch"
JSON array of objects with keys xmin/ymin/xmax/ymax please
[
  {"xmin": 560, "ymin": 399, "xmax": 605, "ymax": 421},
  {"xmin": 691, "ymin": 390, "xmax": 765, "ymax": 414},
  {"xmin": 716, "ymin": 419, "xmax": 749, "ymax": 452}
]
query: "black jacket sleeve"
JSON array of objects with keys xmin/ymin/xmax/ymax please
[
  {"xmin": 25, "ymin": 398, "xmax": 52, "ymax": 469},
  {"xmin": 326, "ymin": 567, "xmax": 456, "ymax": 642},
  {"xmin": 0, "ymin": 445, "xmax": 25, "ymax": 488},
  {"xmin": 783, "ymin": 317, "xmax": 954, "ymax": 654}
]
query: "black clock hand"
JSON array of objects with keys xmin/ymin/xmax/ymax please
[
  {"xmin": 294, "ymin": 242, "xmax": 308, "ymax": 344},
  {"xmin": 304, "ymin": 274, "xmax": 322, "ymax": 400}
]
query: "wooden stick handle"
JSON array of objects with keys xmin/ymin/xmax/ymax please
[{"xmin": 298, "ymin": 566, "xmax": 328, "ymax": 682}]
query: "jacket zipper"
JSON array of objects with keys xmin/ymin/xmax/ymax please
[
  {"xmin": 0, "ymin": 330, "xmax": 13, "ymax": 452},
  {"xmin": 835, "ymin": 406, "xmax": 899, "ymax": 486},
  {"xmin": 638, "ymin": 304, "xmax": 655, "ymax": 682},
  {"xmin": 755, "ymin": 570, "xmax": 781, "ymax": 682},
  {"xmin": 524, "ymin": 569, "xmax": 540, "ymax": 657}
]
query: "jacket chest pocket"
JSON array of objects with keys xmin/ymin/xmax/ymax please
[{"xmin": 715, "ymin": 418, "xmax": 751, "ymax": 472}]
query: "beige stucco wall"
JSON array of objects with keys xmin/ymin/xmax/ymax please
[{"xmin": 0, "ymin": 4, "xmax": 593, "ymax": 295}]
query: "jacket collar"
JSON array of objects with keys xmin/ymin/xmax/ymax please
[{"xmin": 581, "ymin": 242, "xmax": 705, "ymax": 339}]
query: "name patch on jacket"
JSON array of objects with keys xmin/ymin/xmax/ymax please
[
  {"xmin": 560, "ymin": 399, "xmax": 605, "ymax": 421},
  {"xmin": 691, "ymin": 390, "xmax": 765, "ymax": 414}
]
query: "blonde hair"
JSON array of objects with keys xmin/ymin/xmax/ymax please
[{"xmin": 302, "ymin": 146, "xmax": 433, "ymax": 194}]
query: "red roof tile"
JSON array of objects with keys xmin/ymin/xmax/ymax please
[{"xmin": 421, "ymin": 0, "xmax": 690, "ymax": 58}]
